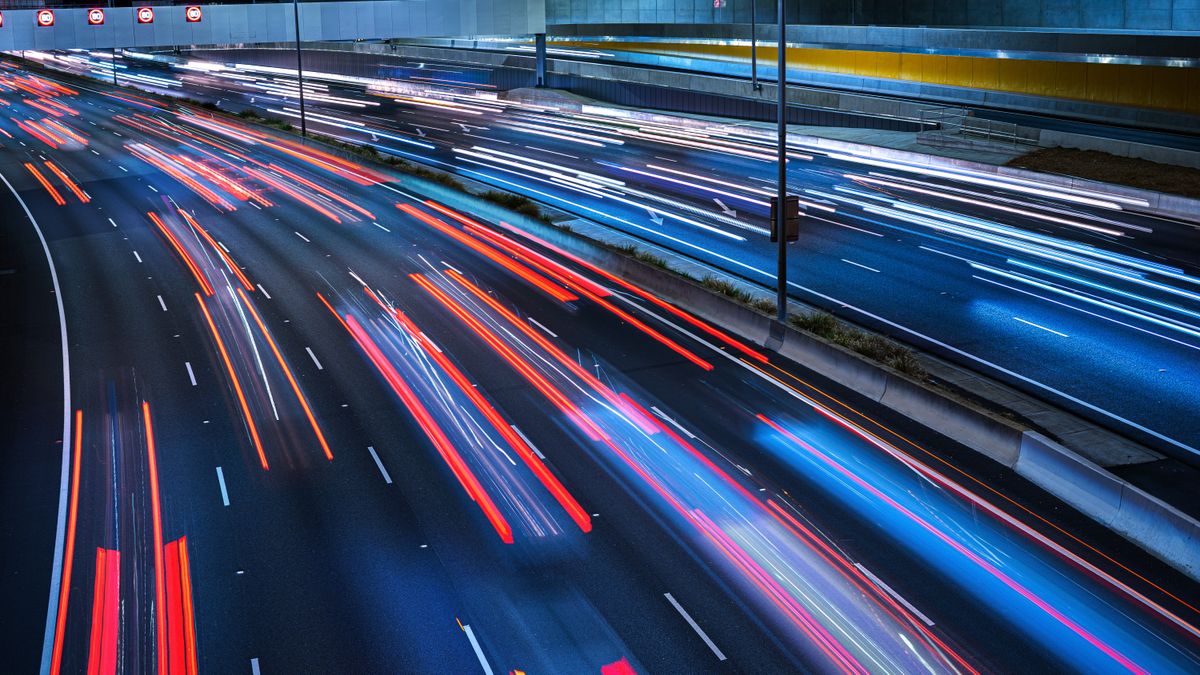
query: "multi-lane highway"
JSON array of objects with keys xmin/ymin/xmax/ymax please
[
  {"xmin": 20, "ymin": 47, "xmax": 1200, "ymax": 464},
  {"xmin": 3, "ymin": 59, "xmax": 1200, "ymax": 673}
]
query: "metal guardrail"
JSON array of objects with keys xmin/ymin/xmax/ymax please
[{"xmin": 919, "ymin": 105, "xmax": 1036, "ymax": 151}]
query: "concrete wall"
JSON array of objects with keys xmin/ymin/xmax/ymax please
[
  {"xmin": 548, "ymin": 0, "xmax": 1200, "ymax": 30},
  {"xmin": 0, "ymin": 0, "xmax": 545, "ymax": 51}
]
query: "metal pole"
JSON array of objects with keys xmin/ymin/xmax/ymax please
[
  {"xmin": 535, "ymin": 33, "xmax": 547, "ymax": 87},
  {"xmin": 109, "ymin": 0, "xmax": 117, "ymax": 85},
  {"xmin": 292, "ymin": 0, "xmax": 308, "ymax": 138},
  {"xmin": 775, "ymin": 0, "xmax": 787, "ymax": 321},
  {"xmin": 751, "ymin": 0, "xmax": 759, "ymax": 90}
]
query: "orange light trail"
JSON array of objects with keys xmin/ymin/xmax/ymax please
[
  {"xmin": 196, "ymin": 293, "xmax": 269, "ymax": 470},
  {"xmin": 22, "ymin": 119, "xmax": 66, "ymax": 146},
  {"xmin": 148, "ymin": 212, "xmax": 214, "ymax": 297},
  {"xmin": 43, "ymin": 161, "xmax": 89, "ymax": 203},
  {"xmin": 493, "ymin": 220, "xmax": 768, "ymax": 363},
  {"xmin": 242, "ymin": 165, "xmax": 343, "ymax": 223},
  {"xmin": 444, "ymin": 269, "xmax": 659, "ymax": 436},
  {"xmin": 27, "ymin": 98, "xmax": 64, "ymax": 117},
  {"xmin": 179, "ymin": 537, "xmax": 198, "ymax": 675},
  {"xmin": 237, "ymin": 287, "xmax": 333, "ymax": 461},
  {"xmin": 24, "ymin": 162, "xmax": 65, "ymax": 206},
  {"xmin": 343, "ymin": 312, "xmax": 513, "ymax": 543},
  {"xmin": 266, "ymin": 163, "xmax": 375, "ymax": 219},
  {"xmin": 397, "ymin": 203, "xmax": 578, "ymax": 303},
  {"xmin": 49, "ymin": 410, "xmax": 83, "ymax": 675},
  {"xmin": 177, "ymin": 209, "xmax": 254, "ymax": 291},
  {"xmin": 143, "ymin": 401, "xmax": 168, "ymax": 675},
  {"xmin": 43, "ymin": 119, "xmax": 88, "ymax": 146},
  {"xmin": 392, "ymin": 305, "xmax": 590, "ymax": 533},
  {"xmin": 410, "ymin": 273, "xmax": 608, "ymax": 442},
  {"xmin": 128, "ymin": 146, "xmax": 235, "ymax": 211},
  {"xmin": 85, "ymin": 548, "xmax": 120, "ymax": 675}
]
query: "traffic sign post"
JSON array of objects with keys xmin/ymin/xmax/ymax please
[{"xmin": 769, "ymin": 195, "xmax": 800, "ymax": 244}]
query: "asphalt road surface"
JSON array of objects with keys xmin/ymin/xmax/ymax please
[{"xmin": 2, "ymin": 60, "xmax": 1200, "ymax": 674}]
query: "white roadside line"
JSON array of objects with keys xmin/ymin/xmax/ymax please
[
  {"xmin": 1013, "ymin": 316, "xmax": 1069, "ymax": 338},
  {"xmin": 510, "ymin": 425, "xmax": 545, "ymax": 460},
  {"xmin": 216, "ymin": 467, "xmax": 230, "ymax": 506},
  {"xmin": 664, "ymin": 592, "xmax": 726, "ymax": 661},
  {"xmin": 305, "ymin": 347, "xmax": 324, "ymax": 370},
  {"xmin": 4, "ymin": 169, "xmax": 73, "ymax": 674},
  {"xmin": 185, "ymin": 361, "xmax": 197, "ymax": 386},
  {"xmin": 367, "ymin": 446, "xmax": 392, "ymax": 484},
  {"xmin": 461, "ymin": 624, "xmax": 494, "ymax": 675},
  {"xmin": 854, "ymin": 564, "xmax": 935, "ymax": 626},
  {"xmin": 157, "ymin": 295, "xmax": 167, "ymax": 312}
]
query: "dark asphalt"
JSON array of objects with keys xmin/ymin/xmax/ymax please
[{"xmin": 2, "ymin": 62, "xmax": 1199, "ymax": 674}]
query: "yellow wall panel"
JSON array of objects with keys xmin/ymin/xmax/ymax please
[
  {"xmin": 996, "ymin": 60, "xmax": 1025, "ymax": 93},
  {"xmin": 900, "ymin": 53, "xmax": 923, "ymax": 82},
  {"xmin": 944, "ymin": 57, "xmax": 973, "ymax": 89},
  {"xmin": 1149, "ymin": 68, "xmax": 1188, "ymax": 111},
  {"xmin": 562, "ymin": 41, "xmax": 1194, "ymax": 114},
  {"xmin": 1085, "ymin": 63, "xmax": 1118, "ymax": 103},
  {"xmin": 875, "ymin": 52, "xmax": 902, "ymax": 80}
]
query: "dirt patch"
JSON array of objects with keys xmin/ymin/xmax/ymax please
[{"xmin": 1006, "ymin": 147, "xmax": 1200, "ymax": 199}]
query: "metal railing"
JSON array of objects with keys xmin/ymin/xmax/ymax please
[{"xmin": 918, "ymin": 105, "xmax": 1035, "ymax": 151}]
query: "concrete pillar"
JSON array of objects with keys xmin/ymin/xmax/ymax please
[{"xmin": 535, "ymin": 32, "xmax": 547, "ymax": 87}]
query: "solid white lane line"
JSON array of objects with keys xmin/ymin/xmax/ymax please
[
  {"xmin": 157, "ymin": 295, "xmax": 167, "ymax": 312},
  {"xmin": 367, "ymin": 446, "xmax": 392, "ymax": 484},
  {"xmin": 1013, "ymin": 316, "xmax": 1069, "ymax": 338},
  {"xmin": 527, "ymin": 317, "xmax": 558, "ymax": 338},
  {"xmin": 256, "ymin": 284, "xmax": 272, "ymax": 299},
  {"xmin": 4, "ymin": 169, "xmax": 73, "ymax": 673},
  {"xmin": 185, "ymin": 361, "xmax": 197, "ymax": 386},
  {"xmin": 294, "ymin": 231, "xmax": 310, "ymax": 242},
  {"xmin": 664, "ymin": 593, "xmax": 726, "ymax": 661},
  {"xmin": 841, "ymin": 258, "xmax": 880, "ymax": 273},
  {"xmin": 511, "ymin": 425, "xmax": 545, "ymax": 460},
  {"xmin": 216, "ymin": 467, "xmax": 230, "ymax": 506},
  {"xmin": 305, "ymin": 347, "xmax": 324, "ymax": 370},
  {"xmin": 855, "ymin": 564, "xmax": 935, "ymax": 626},
  {"xmin": 133, "ymin": 250, "xmax": 143, "ymax": 263},
  {"xmin": 461, "ymin": 624, "xmax": 494, "ymax": 675}
]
